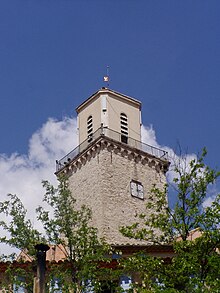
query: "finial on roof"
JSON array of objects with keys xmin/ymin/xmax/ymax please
[{"xmin": 103, "ymin": 65, "xmax": 110, "ymax": 88}]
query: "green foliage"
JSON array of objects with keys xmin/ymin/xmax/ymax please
[
  {"xmin": 2, "ymin": 148, "xmax": 220, "ymax": 292},
  {"xmin": 0, "ymin": 193, "xmax": 44, "ymax": 291},
  {"xmin": 121, "ymin": 148, "xmax": 220, "ymax": 292},
  {"xmin": 37, "ymin": 176, "xmax": 114, "ymax": 292},
  {"xmin": 120, "ymin": 252, "xmax": 164, "ymax": 292},
  {"xmin": 0, "ymin": 193, "xmax": 44, "ymax": 258},
  {"xmin": 0, "ymin": 176, "xmax": 115, "ymax": 292}
]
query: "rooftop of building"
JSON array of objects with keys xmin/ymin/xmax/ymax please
[{"xmin": 76, "ymin": 87, "xmax": 142, "ymax": 113}]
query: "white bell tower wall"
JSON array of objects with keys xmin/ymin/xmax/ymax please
[{"xmin": 76, "ymin": 88, "xmax": 141, "ymax": 145}]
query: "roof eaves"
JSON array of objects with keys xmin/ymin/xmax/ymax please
[{"xmin": 75, "ymin": 88, "xmax": 141, "ymax": 113}]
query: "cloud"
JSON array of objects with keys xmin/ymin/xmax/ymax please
[
  {"xmin": 0, "ymin": 117, "xmax": 78, "ymax": 221},
  {"xmin": 203, "ymin": 184, "xmax": 220, "ymax": 208},
  {"xmin": 141, "ymin": 124, "xmax": 159, "ymax": 148},
  {"xmin": 141, "ymin": 124, "xmax": 220, "ymax": 209},
  {"xmin": 141, "ymin": 124, "xmax": 197, "ymax": 183},
  {"xmin": 1, "ymin": 121, "xmax": 196, "ymax": 219},
  {"xmin": 0, "ymin": 116, "xmax": 78, "ymax": 255},
  {"xmin": 0, "ymin": 118, "xmax": 216, "ymax": 255}
]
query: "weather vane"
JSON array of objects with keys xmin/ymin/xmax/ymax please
[{"xmin": 103, "ymin": 66, "xmax": 110, "ymax": 88}]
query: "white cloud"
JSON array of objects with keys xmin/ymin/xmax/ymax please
[
  {"xmin": 0, "ymin": 116, "xmax": 78, "ymax": 255},
  {"xmin": 0, "ymin": 118, "xmax": 216, "ymax": 255},
  {"xmin": 203, "ymin": 184, "xmax": 220, "ymax": 208},
  {"xmin": 2, "ymin": 121, "xmax": 194, "ymax": 220},
  {"xmin": 0, "ymin": 117, "xmax": 78, "ymax": 222},
  {"xmin": 141, "ymin": 124, "xmax": 159, "ymax": 148},
  {"xmin": 203, "ymin": 197, "xmax": 214, "ymax": 208},
  {"xmin": 141, "ymin": 124, "xmax": 197, "ymax": 184},
  {"xmin": 141, "ymin": 124, "xmax": 220, "ymax": 208}
]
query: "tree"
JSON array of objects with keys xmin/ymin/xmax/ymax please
[
  {"xmin": 0, "ymin": 176, "xmax": 115, "ymax": 292},
  {"xmin": 120, "ymin": 148, "xmax": 220, "ymax": 292},
  {"xmin": 37, "ymin": 176, "xmax": 115, "ymax": 292},
  {"xmin": 0, "ymin": 193, "xmax": 44, "ymax": 292}
]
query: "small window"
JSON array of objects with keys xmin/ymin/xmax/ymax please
[
  {"xmin": 120, "ymin": 113, "xmax": 128, "ymax": 144},
  {"xmin": 130, "ymin": 180, "xmax": 144, "ymax": 199},
  {"xmin": 87, "ymin": 115, "xmax": 93, "ymax": 143}
]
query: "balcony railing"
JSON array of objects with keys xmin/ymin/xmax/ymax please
[{"xmin": 56, "ymin": 127, "xmax": 168, "ymax": 172}]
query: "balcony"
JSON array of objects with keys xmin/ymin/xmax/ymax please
[{"xmin": 56, "ymin": 127, "xmax": 168, "ymax": 172}]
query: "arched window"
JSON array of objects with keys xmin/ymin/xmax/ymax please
[
  {"xmin": 87, "ymin": 115, "xmax": 93, "ymax": 143},
  {"xmin": 120, "ymin": 113, "xmax": 128, "ymax": 144}
]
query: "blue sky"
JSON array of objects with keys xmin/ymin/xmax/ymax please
[
  {"xmin": 0, "ymin": 1, "xmax": 220, "ymax": 222},
  {"xmin": 0, "ymin": 0, "xmax": 219, "ymax": 160}
]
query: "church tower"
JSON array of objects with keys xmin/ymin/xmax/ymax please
[{"xmin": 56, "ymin": 88, "xmax": 169, "ymax": 245}]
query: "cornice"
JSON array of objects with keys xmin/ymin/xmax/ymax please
[{"xmin": 56, "ymin": 136, "xmax": 170, "ymax": 177}]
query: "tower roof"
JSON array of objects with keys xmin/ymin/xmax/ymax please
[{"xmin": 76, "ymin": 87, "xmax": 141, "ymax": 113}]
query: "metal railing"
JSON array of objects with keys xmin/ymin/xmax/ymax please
[{"xmin": 56, "ymin": 127, "xmax": 168, "ymax": 171}]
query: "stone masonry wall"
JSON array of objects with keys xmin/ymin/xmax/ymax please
[{"xmin": 68, "ymin": 142, "xmax": 167, "ymax": 245}]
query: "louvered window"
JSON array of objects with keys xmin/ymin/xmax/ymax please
[
  {"xmin": 87, "ymin": 115, "xmax": 93, "ymax": 143},
  {"xmin": 120, "ymin": 113, "xmax": 128, "ymax": 144}
]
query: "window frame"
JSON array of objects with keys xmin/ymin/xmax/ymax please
[{"xmin": 130, "ymin": 180, "xmax": 144, "ymax": 200}]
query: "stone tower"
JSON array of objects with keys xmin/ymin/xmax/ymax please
[{"xmin": 56, "ymin": 88, "xmax": 169, "ymax": 245}]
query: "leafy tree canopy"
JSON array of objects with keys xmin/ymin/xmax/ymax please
[
  {"xmin": 120, "ymin": 148, "xmax": 220, "ymax": 292},
  {"xmin": 0, "ymin": 176, "xmax": 115, "ymax": 292}
]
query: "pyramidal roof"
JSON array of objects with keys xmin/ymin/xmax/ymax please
[{"xmin": 76, "ymin": 87, "xmax": 141, "ymax": 113}]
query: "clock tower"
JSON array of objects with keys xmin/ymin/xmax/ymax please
[{"xmin": 56, "ymin": 88, "xmax": 169, "ymax": 245}]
